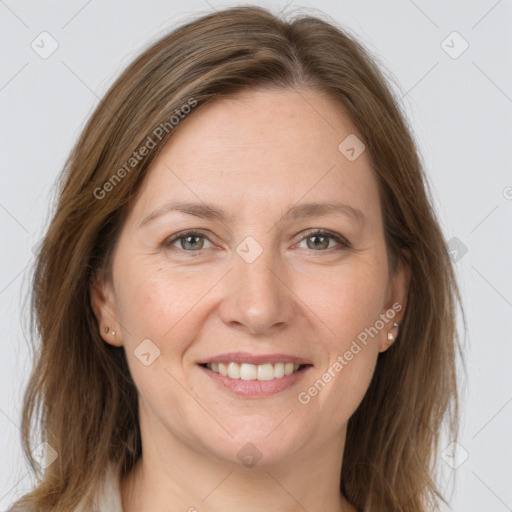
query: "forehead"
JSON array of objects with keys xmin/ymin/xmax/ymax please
[{"xmin": 128, "ymin": 87, "xmax": 380, "ymax": 225}]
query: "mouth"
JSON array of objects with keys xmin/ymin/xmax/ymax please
[
  {"xmin": 197, "ymin": 353, "xmax": 313, "ymax": 398},
  {"xmin": 199, "ymin": 361, "xmax": 310, "ymax": 381}
]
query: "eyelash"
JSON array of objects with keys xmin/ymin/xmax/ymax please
[{"xmin": 162, "ymin": 229, "xmax": 351, "ymax": 254}]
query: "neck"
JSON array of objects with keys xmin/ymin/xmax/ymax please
[{"xmin": 121, "ymin": 416, "xmax": 356, "ymax": 512}]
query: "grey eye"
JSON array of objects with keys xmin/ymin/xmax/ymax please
[
  {"xmin": 180, "ymin": 235, "xmax": 205, "ymax": 251},
  {"xmin": 165, "ymin": 232, "xmax": 213, "ymax": 251},
  {"xmin": 305, "ymin": 234, "xmax": 332, "ymax": 250}
]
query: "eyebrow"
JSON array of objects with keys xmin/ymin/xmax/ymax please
[{"xmin": 139, "ymin": 200, "xmax": 365, "ymax": 228}]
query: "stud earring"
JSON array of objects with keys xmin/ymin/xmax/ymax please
[
  {"xmin": 104, "ymin": 326, "xmax": 115, "ymax": 335},
  {"xmin": 387, "ymin": 322, "xmax": 400, "ymax": 341}
]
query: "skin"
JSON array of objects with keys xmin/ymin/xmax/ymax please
[{"xmin": 91, "ymin": 87, "xmax": 409, "ymax": 512}]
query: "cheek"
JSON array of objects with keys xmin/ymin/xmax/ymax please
[
  {"xmin": 296, "ymin": 260, "xmax": 386, "ymax": 416},
  {"xmin": 116, "ymin": 258, "xmax": 203, "ymax": 336},
  {"xmin": 303, "ymin": 257, "xmax": 388, "ymax": 346},
  {"xmin": 114, "ymin": 262, "xmax": 221, "ymax": 383},
  {"xmin": 113, "ymin": 267, "xmax": 203, "ymax": 417}
]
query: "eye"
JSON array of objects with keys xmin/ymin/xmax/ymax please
[
  {"xmin": 163, "ymin": 230, "xmax": 213, "ymax": 252},
  {"xmin": 296, "ymin": 229, "xmax": 351, "ymax": 251},
  {"xmin": 162, "ymin": 229, "xmax": 351, "ymax": 255}
]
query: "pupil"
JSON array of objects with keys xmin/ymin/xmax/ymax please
[
  {"xmin": 309, "ymin": 235, "xmax": 328, "ymax": 250},
  {"xmin": 183, "ymin": 236, "xmax": 203, "ymax": 250}
]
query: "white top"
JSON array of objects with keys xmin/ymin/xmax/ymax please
[
  {"xmin": 8, "ymin": 463, "xmax": 124, "ymax": 512},
  {"xmin": 75, "ymin": 463, "xmax": 123, "ymax": 512}
]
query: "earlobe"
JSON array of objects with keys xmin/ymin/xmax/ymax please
[
  {"xmin": 379, "ymin": 321, "xmax": 400, "ymax": 353},
  {"xmin": 89, "ymin": 272, "xmax": 122, "ymax": 347},
  {"xmin": 379, "ymin": 251, "xmax": 411, "ymax": 353}
]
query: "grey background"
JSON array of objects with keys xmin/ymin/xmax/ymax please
[{"xmin": 1, "ymin": 0, "xmax": 511, "ymax": 510}]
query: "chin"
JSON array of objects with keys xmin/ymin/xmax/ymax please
[{"xmin": 199, "ymin": 429, "xmax": 304, "ymax": 468}]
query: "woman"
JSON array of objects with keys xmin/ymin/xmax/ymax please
[{"xmin": 10, "ymin": 5, "xmax": 462, "ymax": 512}]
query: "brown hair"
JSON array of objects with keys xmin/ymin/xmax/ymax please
[{"xmin": 11, "ymin": 5, "xmax": 463, "ymax": 511}]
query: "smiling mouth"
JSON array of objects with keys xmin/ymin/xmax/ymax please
[{"xmin": 200, "ymin": 362, "xmax": 310, "ymax": 381}]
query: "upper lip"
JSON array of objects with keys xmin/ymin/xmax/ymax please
[{"xmin": 197, "ymin": 352, "xmax": 313, "ymax": 366}]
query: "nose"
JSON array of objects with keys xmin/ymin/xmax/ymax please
[{"xmin": 218, "ymin": 242, "xmax": 296, "ymax": 335}]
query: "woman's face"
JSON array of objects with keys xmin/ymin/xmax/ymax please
[{"xmin": 92, "ymin": 87, "xmax": 408, "ymax": 467}]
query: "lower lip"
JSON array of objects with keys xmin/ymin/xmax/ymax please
[{"xmin": 198, "ymin": 365, "xmax": 312, "ymax": 398}]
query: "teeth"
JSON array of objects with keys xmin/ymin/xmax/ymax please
[
  {"xmin": 227, "ymin": 362, "xmax": 240, "ymax": 379},
  {"xmin": 240, "ymin": 363, "xmax": 257, "ymax": 380},
  {"xmin": 218, "ymin": 362, "xmax": 228, "ymax": 376},
  {"xmin": 257, "ymin": 363, "xmax": 274, "ymax": 381},
  {"xmin": 274, "ymin": 362, "xmax": 285, "ymax": 378},
  {"xmin": 205, "ymin": 362, "xmax": 303, "ymax": 380}
]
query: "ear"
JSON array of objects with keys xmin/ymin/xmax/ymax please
[
  {"xmin": 90, "ymin": 271, "xmax": 123, "ymax": 347},
  {"xmin": 378, "ymin": 250, "xmax": 410, "ymax": 353}
]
